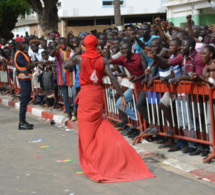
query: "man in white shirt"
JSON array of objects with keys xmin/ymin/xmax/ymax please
[
  {"xmin": 30, "ymin": 42, "xmax": 44, "ymax": 98},
  {"xmin": 30, "ymin": 42, "xmax": 44, "ymax": 62}
]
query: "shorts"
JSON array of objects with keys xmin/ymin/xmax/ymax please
[{"xmin": 32, "ymin": 71, "xmax": 40, "ymax": 89}]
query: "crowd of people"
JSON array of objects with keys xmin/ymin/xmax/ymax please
[{"xmin": 1, "ymin": 14, "xmax": 215, "ymax": 160}]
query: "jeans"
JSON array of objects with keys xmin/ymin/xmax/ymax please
[
  {"xmin": 71, "ymin": 86, "xmax": 80, "ymax": 111},
  {"xmin": 18, "ymin": 79, "xmax": 32, "ymax": 121},
  {"xmin": 60, "ymin": 86, "xmax": 71, "ymax": 114},
  {"xmin": 176, "ymin": 95, "xmax": 196, "ymax": 148},
  {"xmin": 116, "ymin": 88, "xmax": 138, "ymax": 121}
]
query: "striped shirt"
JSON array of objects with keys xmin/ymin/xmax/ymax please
[
  {"xmin": 54, "ymin": 48, "xmax": 73, "ymax": 86},
  {"xmin": 170, "ymin": 55, "xmax": 183, "ymax": 77}
]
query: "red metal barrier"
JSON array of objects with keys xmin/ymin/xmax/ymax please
[
  {"xmin": 103, "ymin": 76, "xmax": 144, "ymax": 132},
  {"xmin": 0, "ymin": 64, "xmax": 8, "ymax": 87},
  {"xmin": 102, "ymin": 77, "xmax": 215, "ymax": 163}
]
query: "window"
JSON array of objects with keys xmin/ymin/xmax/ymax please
[
  {"xmin": 96, "ymin": 18, "xmax": 113, "ymax": 25},
  {"xmin": 67, "ymin": 19, "xmax": 94, "ymax": 26},
  {"xmin": 102, "ymin": 0, "xmax": 125, "ymax": 7}
]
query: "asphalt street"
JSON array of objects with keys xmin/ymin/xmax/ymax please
[{"xmin": 0, "ymin": 104, "xmax": 215, "ymax": 195}]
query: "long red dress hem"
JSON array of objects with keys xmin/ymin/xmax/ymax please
[{"xmin": 76, "ymin": 84, "xmax": 155, "ymax": 183}]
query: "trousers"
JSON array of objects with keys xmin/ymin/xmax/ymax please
[
  {"xmin": 18, "ymin": 78, "xmax": 32, "ymax": 121},
  {"xmin": 116, "ymin": 88, "xmax": 138, "ymax": 121}
]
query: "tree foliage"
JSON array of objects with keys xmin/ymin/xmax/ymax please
[
  {"xmin": 0, "ymin": 0, "xmax": 31, "ymax": 39},
  {"xmin": 0, "ymin": 0, "xmax": 59, "ymax": 39}
]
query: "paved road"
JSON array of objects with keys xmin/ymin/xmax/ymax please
[{"xmin": 0, "ymin": 104, "xmax": 215, "ymax": 195}]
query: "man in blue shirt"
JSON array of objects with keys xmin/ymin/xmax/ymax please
[{"xmin": 135, "ymin": 23, "xmax": 160, "ymax": 67}]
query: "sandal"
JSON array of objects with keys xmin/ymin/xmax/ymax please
[
  {"xmin": 168, "ymin": 146, "xmax": 181, "ymax": 152},
  {"xmin": 143, "ymin": 127, "xmax": 153, "ymax": 134}
]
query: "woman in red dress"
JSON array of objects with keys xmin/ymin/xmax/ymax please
[{"xmin": 65, "ymin": 35, "xmax": 155, "ymax": 183}]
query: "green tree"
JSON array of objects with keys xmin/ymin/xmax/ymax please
[
  {"xmin": 0, "ymin": 0, "xmax": 31, "ymax": 39},
  {"xmin": 25, "ymin": 0, "xmax": 59, "ymax": 37}
]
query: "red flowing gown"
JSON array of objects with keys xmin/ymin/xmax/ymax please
[{"xmin": 76, "ymin": 56, "xmax": 155, "ymax": 183}]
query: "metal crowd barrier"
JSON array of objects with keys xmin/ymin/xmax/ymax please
[
  {"xmin": 102, "ymin": 77, "xmax": 215, "ymax": 163},
  {"xmin": 103, "ymin": 76, "xmax": 144, "ymax": 131},
  {"xmin": 0, "ymin": 65, "xmax": 20, "ymax": 96},
  {"xmin": 0, "ymin": 64, "xmax": 9, "ymax": 86}
]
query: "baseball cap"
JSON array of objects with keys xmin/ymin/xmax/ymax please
[{"xmin": 15, "ymin": 37, "xmax": 25, "ymax": 42}]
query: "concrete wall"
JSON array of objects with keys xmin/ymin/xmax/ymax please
[{"xmin": 12, "ymin": 26, "xmax": 30, "ymax": 37}]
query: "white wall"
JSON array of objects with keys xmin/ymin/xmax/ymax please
[
  {"xmin": 58, "ymin": 0, "xmax": 167, "ymax": 18},
  {"xmin": 12, "ymin": 26, "xmax": 30, "ymax": 37}
]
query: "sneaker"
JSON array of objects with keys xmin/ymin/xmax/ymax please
[
  {"xmin": 122, "ymin": 130, "xmax": 133, "ymax": 136},
  {"xmin": 147, "ymin": 127, "xmax": 158, "ymax": 135},
  {"xmin": 120, "ymin": 126, "xmax": 129, "ymax": 133},
  {"xmin": 201, "ymin": 149, "xmax": 210, "ymax": 157},
  {"xmin": 143, "ymin": 127, "xmax": 153, "ymax": 134},
  {"xmin": 120, "ymin": 129, "xmax": 127, "ymax": 134},
  {"xmin": 168, "ymin": 146, "xmax": 181, "ymax": 152},
  {"xmin": 189, "ymin": 148, "xmax": 203, "ymax": 156},
  {"xmin": 129, "ymin": 130, "xmax": 139, "ymax": 139},
  {"xmin": 181, "ymin": 146, "xmax": 196, "ymax": 154}
]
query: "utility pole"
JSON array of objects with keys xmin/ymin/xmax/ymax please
[{"xmin": 114, "ymin": 0, "xmax": 122, "ymax": 29}]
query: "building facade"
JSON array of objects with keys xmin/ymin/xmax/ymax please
[
  {"xmin": 163, "ymin": 0, "xmax": 215, "ymax": 27},
  {"xmin": 13, "ymin": 0, "xmax": 167, "ymax": 37}
]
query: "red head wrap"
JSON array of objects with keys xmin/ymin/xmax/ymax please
[{"xmin": 81, "ymin": 35, "xmax": 101, "ymax": 58}]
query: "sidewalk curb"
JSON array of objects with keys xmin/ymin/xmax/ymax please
[
  {"xmin": 163, "ymin": 158, "xmax": 215, "ymax": 182},
  {"xmin": 131, "ymin": 144, "xmax": 215, "ymax": 183},
  {"xmin": 0, "ymin": 97, "xmax": 78, "ymax": 131},
  {"xmin": 0, "ymin": 97, "xmax": 214, "ymax": 183}
]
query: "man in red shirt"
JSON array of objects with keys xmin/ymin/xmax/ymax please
[{"xmin": 110, "ymin": 41, "xmax": 146, "ymax": 138}]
